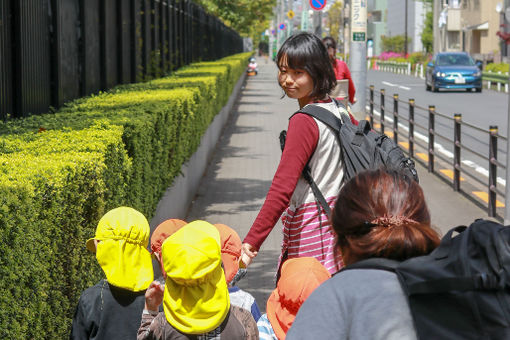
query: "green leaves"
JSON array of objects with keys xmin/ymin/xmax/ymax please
[{"xmin": 0, "ymin": 51, "xmax": 251, "ymax": 339}]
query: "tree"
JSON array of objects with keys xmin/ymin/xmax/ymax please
[
  {"xmin": 327, "ymin": 1, "xmax": 343, "ymax": 43},
  {"xmin": 195, "ymin": 0, "xmax": 276, "ymax": 44},
  {"xmin": 421, "ymin": 11, "xmax": 433, "ymax": 53},
  {"xmin": 381, "ymin": 35, "xmax": 410, "ymax": 53}
]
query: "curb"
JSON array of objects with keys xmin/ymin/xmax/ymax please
[{"xmin": 149, "ymin": 71, "xmax": 248, "ymax": 230}]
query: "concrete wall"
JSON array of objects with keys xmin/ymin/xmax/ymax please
[{"xmin": 149, "ymin": 71, "xmax": 247, "ymax": 230}]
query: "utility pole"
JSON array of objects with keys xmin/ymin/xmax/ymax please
[
  {"xmin": 349, "ymin": 0, "xmax": 367, "ymax": 120},
  {"xmin": 344, "ymin": 2, "xmax": 350, "ymax": 58},
  {"xmin": 433, "ymin": 0, "xmax": 440, "ymax": 53},
  {"xmin": 504, "ymin": 0, "xmax": 510, "ymax": 224},
  {"xmin": 404, "ymin": 0, "xmax": 408, "ymax": 56}
]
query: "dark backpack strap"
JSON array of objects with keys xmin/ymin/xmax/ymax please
[
  {"xmin": 296, "ymin": 104, "xmax": 343, "ymax": 133},
  {"xmin": 292, "ymin": 104, "xmax": 345, "ymax": 217},
  {"xmin": 336, "ymin": 257, "xmax": 400, "ymax": 275},
  {"xmin": 301, "ymin": 166, "xmax": 331, "ymax": 217}
]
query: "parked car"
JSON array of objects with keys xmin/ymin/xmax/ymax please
[{"xmin": 425, "ymin": 52, "xmax": 483, "ymax": 92}]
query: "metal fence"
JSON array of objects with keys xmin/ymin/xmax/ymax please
[
  {"xmin": 367, "ymin": 85, "xmax": 506, "ymax": 221},
  {"xmin": 0, "ymin": 0, "xmax": 243, "ymax": 120}
]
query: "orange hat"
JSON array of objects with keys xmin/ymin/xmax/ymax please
[
  {"xmin": 267, "ymin": 257, "xmax": 331, "ymax": 340},
  {"xmin": 150, "ymin": 219, "xmax": 187, "ymax": 255},
  {"xmin": 214, "ymin": 224, "xmax": 242, "ymax": 284}
]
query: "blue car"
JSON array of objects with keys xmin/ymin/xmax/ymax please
[{"xmin": 425, "ymin": 52, "xmax": 483, "ymax": 92}]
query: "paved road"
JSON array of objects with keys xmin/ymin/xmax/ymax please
[
  {"xmin": 183, "ymin": 60, "xmax": 492, "ymax": 313},
  {"xmin": 367, "ymin": 70, "xmax": 508, "ymax": 136},
  {"xmin": 368, "ymin": 69, "xmax": 509, "ymax": 210}
]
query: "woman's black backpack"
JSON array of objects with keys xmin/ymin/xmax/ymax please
[
  {"xmin": 343, "ymin": 219, "xmax": 510, "ymax": 340},
  {"xmin": 281, "ymin": 100, "xmax": 417, "ymax": 217}
]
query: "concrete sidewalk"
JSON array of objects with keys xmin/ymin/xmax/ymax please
[{"xmin": 184, "ymin": 60, "xmax": 490, "ymax": 312}]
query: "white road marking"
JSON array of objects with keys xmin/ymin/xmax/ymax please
[
  {"xmin": 368, "ymin": 107, "xmax": 506, "ymax": 186},
  {"xmin": 381, "ymin": 81, "xmax": 411, "ymax": 91},
  {"xmin": 382, "ymin": 81, "xmax": 397, "ymax": 87}
]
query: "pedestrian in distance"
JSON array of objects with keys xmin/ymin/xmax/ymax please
[
  {"xmin": 322, "ymin": 36, "xmax": 356, "ymax": 105},
  {"xmin": 286, "ymin": 169, "xmax": 441, "ymax": 340},
  {"xmin": 137, "ymin": 220, "xmax": 259, "ymax": 340},
  {"xmin": 242, "ymin": 32, "xmax": 354, "ymax": 275},
  {"xmin": 70, "ymin": 206, "xmax": 154, "ymax": 340},
  {"xmin": 257, "ymin": 257, "xmax": 330, "ymax": 340}
]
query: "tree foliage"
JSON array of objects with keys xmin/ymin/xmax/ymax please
[
  {"xmin": 381, "ymin": 35, "xmax": 411, "ymax": 53},
  {"xmin": 327, "ymin": 1, "xmax": 343, "ymax": 43},
  {"xmin": 195, "ymin": 0, "xmax": 276, "ymax": 41},
  {"xmin": 421, "ymin": 11, "xmax": 433, "ymax": 53}
]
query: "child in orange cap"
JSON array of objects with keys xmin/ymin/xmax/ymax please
[
  {"xmin": 149, "ymin": 218, "xmax": 187, "ymax": 278},
  {"xmin": 214, "ymin": 223, "xmax": 262, "ymax": 321},
  {"xmin": 257, "ymin": 257, "xmax": 330, "ymax": 340}
]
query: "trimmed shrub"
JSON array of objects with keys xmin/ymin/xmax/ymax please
[{"xmin": 0, "ymin": 51, "xmax": 251, "ymax": 339}]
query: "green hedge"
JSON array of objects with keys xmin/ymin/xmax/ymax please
[
  {"xmin": 485, "ymin": 62, "xmax": 509, "ymax": 73},
  {"xmin": 0, "ymin": 51, "xmax": 252, "ymax": 339}
]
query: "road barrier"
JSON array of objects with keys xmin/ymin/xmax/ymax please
[
  {"xmin": 367, "ymin": 85, "xmax": 506, "ymax": 220},
  {"xmin": 483, "ymin": 71, "xmax": 509, "ymax": 93}
]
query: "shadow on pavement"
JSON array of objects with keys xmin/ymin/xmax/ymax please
[{"xmin": 235, "ymin": 249, "xmax": 280, "ymax": 314}]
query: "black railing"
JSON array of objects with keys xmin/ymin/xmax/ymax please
[
  {"xmin": 0, "ymin": 0, "xmax": 243, "ymax": 120},
  {"xmin": 368, "ymin": 86, "xmax": 506, "ymax": 220}
]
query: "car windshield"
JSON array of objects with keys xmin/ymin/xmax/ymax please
[{"xmin": 436, "ymin": 54, "xmax": 475, "ymax": 66}]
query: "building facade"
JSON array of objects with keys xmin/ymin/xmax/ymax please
[
  {"xmin": 367, "ymin": 0, "xmax": 428, "ymax": 56},
  {"xmin": 434, "ymin": 0, "xmax": 502, "ymax": 62}
]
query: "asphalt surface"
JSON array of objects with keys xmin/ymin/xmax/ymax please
[{"xmin": 182, "ymin": 60, "xmax": 493, "ymax": 313}]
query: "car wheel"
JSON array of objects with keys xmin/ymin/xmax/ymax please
[
  {"xmin": 425, "ymin": 81, "xmax": 431, "ymax": 91},
  {"xmin": 432, "ymin": 83, "xmax": 438, "ymax": 92},
  {"xmin": 475, "ymin": 87, "xmax": 482, "ymax": 93}
]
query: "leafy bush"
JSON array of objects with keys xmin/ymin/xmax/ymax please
[
  {"xmin": 485, "ymin": 62, "xmax": 509, "ymax": 73},
  {"xmin": 0, "ymin": 51, "xmax": 251, "ymax": 339}
]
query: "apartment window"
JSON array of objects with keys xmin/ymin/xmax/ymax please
[{"xmin": 368, "ymin": 10, "xmax": 382, "ymax": 23}]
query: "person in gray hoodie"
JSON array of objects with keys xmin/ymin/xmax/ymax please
[{"xmin": 287, "ymin": 169, "xmax": 441, "ymax": 340}]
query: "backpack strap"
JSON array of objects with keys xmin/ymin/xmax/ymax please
[
  {"xmin": 291, "ymin": 103, "xmax": 345, "ymax": 218},
  {"xmin": 338, "ymin": 257, "xmax": 400, "ymax": 274},
  {"xmin": 296, "ymin": 104, "xmax": 343, "ymax": 133}
]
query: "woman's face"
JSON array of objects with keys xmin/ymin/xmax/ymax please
[
  {"xmin": 278, "ymin": 55, "xmax": 314, "ymax": 100},
  {"xmin": 327, "ymin": 47, "xmax": 336, "ymax": 63}
]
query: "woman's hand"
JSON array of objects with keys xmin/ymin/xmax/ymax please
[
  {"xmin": 241, "ymin": 243, "xmax": 258, "ymax": 268},
  {"xmin": 144, "ymin": 280, "xmax": 164, "ymax": 311}
]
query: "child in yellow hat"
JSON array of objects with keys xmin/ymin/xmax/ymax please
[
  {"xmin": 137, "ymin": 220, "xmax": 258, "ymax": 340},
  {"xmin": 70, "ymin": 207, "xmax": 154, "ymax": 340}
]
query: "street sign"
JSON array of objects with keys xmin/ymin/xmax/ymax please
[
  {"xmin": 287, "ymin": 10, "xmax": 295, "ymax": 19},
  {"xmin": 352, "ymin": 32, "xmax": 366, "ymax": 42},
  {"xmin": 279, "ymin": 23, "xmax": 286, "ymax": 31},
  {"xmin": 309, "ymin": 0, "xmax": 326, "ymax": 11}
]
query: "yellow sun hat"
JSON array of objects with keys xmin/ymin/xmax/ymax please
[
  {"xmin": 162, "ymin": 220, "xmax": 230, "ymax": 334},
  {"xmin": 85, "ymin": 206, "xmax": 153, "ymax": 292}
]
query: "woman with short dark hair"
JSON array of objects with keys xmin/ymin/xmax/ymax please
[
  {"xmin": 323, "ymin": 36, "xmax": 356, "ymax": 104},
  {"xmin": 242, "ymin": 32, "xmax": 354, "ymax": 275},
  {"xmin": 287, "ymin": 169, "xmax": 440, "ymax": 340}
]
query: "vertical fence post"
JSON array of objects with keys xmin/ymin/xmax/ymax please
[
  {"xmin": 453, "ymin": 113, "xmax": 462, "ymax": 191},
  {"xmin": 428, "ymin": 105, "xmax": 435, "ymax": 173},
  {"xmin": 369, "ymin": 85, "xmax": 374, "ymax": 126},
  {"xmin": 489, "ymin": 126, "xmax": 498, "ymax": 217},
  {"xmin": 393, "ymin": 94, "xmax": 399, "ymax": 144},
  {"xmin": 380, "ymin": 89, "xmax": 385, "ymax": 134},
  {"xmin": 408, "ymin": 99, "xmax": 414, "ymax": 158}
]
